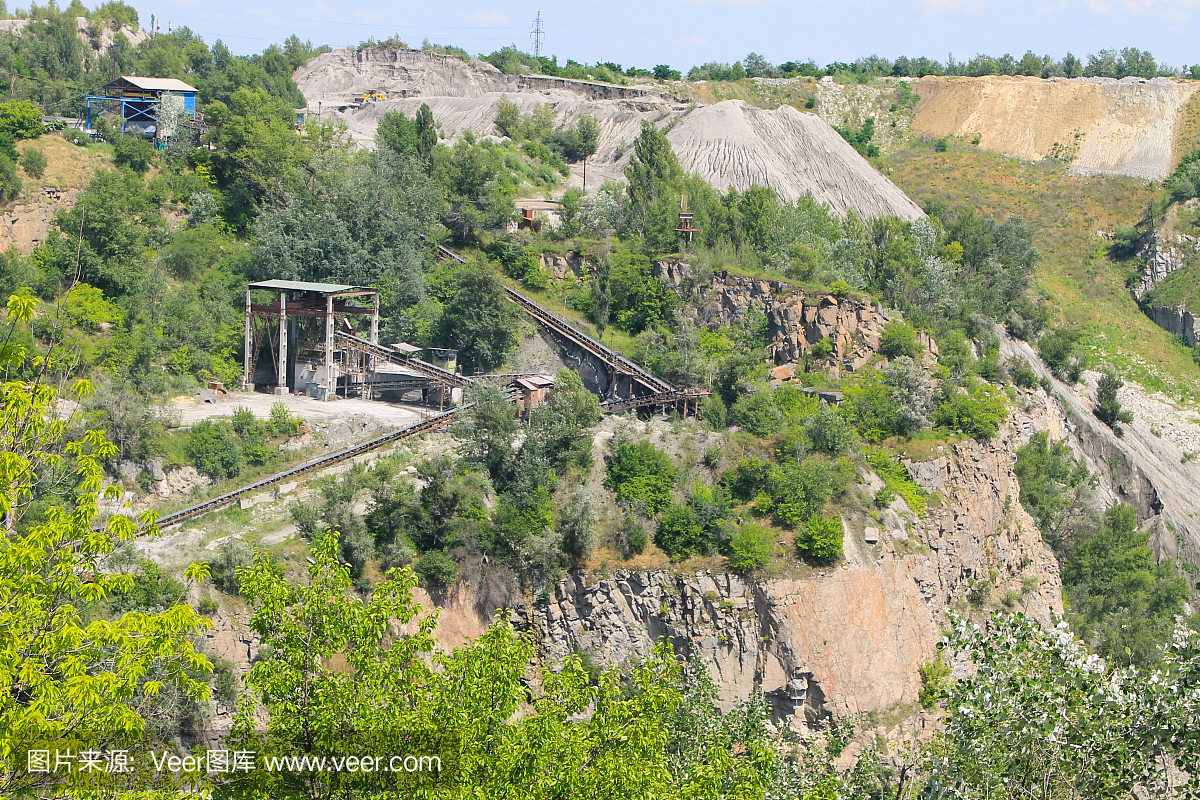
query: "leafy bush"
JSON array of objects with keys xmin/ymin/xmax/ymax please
[
  {"xmin": 112, "ymin": 133, "xmax": 154, "ymax": 174},
  {"xmin": 918, "ymin": 657, "xmax": 950, "ymax": 708},
  {"xmin": 806, "ymin": 402, "xmax": 857, "ymax": 454},
  {"xmin": 18, "ymin": 147, "xmax": 46, "ymax": 178},
  {"xmin": 879, "ymin": 320, "xmax": 921, "ymax": 359},
  {"xmin": 615, "ymin": 515, "xmax": 649, "ymax": 558},
  {"xmin": 209, "ymin": 539, "xmax": 255, "ymax": 595},
  {"xmin": 729, "ymin": 391, "xmax": 785, "ymax": 437},
  {"xmin": 269, "ymin": 401, "xmax": 302, "ymax": 435},
  {"xmin": 865, "ymin": 451, "xmax": 927, "ymax": 516},
  {"xmin": 62, "ymin": 128, "xmax": 90, "ymax": 147},
  {"xmin": 606, "ymin": 441, "xmax": 676, "ymax": 514},
  {"xmin": 1009, "ymin": 360, "xmax": 1039, "ymax": 389},
  {"xmin": 727, "ymin": 523, "xmax": 774, "ymax": 573},
  {"xmin": 934, "ymin": 381, "xmax": 1008, "ymax": 439},
  {"xmin": 796, "ymin": 515, "xmax": 844, "ymax": 562},
  {"xmin": 185, "ymin": 420, "xmax": 243, "ymax": 479},
  {"xmin": 1038, "ymin": 328, "xmax": 1088, "ymax": 383},
  {"xmin": 655, "ymin": 504, "xmax": 712, "ymax": 559},
  {"xmin": 413, "ymin": 549, "xmax": 459, "ymax": 587},
  {"xmin": 699, "ymin": 394, "xmax": 727, "ymax": 430},
  {"xmin": 197, "ymin": 595, "xmax": 220, "ymax": 615}
]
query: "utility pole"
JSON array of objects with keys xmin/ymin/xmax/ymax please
[{"xmin": 530, "ymin": 12, "xmax": 544, "ymax": 58}]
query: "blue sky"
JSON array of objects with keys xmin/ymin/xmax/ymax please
[{"xmin": 135, "ymin": 0, "xmax": 1199, "ymax": 71}]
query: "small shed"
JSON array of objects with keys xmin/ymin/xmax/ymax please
[
  {"xmin": 427, "ymin": 348, "xmax": 458, "ymax": 373},
  {"xmin": 512, "ymin": 199, "xmax": 561, "ymax": 233},
  {"xmin": 515, "ymin": 374, "xmax": 555, "ymax": 417}
]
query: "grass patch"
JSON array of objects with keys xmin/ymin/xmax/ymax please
[
  {"xmin": 888, "ymin": 147, "xmax": 1200, "ymax": 403},
  {"xmin": 866, "ymin": 449, "xmax": 927, "ymax": 516}
]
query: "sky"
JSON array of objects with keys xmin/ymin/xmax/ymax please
[{"xmin": 130, "ymin": 0, "xmax": 1200, "ymax": 71}]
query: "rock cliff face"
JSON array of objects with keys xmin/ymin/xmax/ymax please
[
  {"xmin": 654, "ymin": 262, "xmax": 935, "ymax": 377},
  {"xmin": 519, "ymin": 435, "xmax": 1061, "ymax": 727},
  {"xmin": 0, "ymin": 187, "xmax": 78, "ymax": 254},
  {"xmin": 1147, "ymin": 305, "xmax": 1199, "ymax": 347},
  {"xmin": 1000, "ymin": 334, "xmax": 1200, "ymax": 581},
  {"xmin": 1133, "ymin": 229, "xmax": 1199, "ymax": 299}
]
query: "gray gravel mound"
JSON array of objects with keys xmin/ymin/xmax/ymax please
[{"xmin": 295, "ymin": 48, "xmax": 923, "ymax": 220}]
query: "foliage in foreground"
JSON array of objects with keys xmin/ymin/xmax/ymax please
[
  {"xmin": 224, "ymin": 530, "xmax": 776, "ymax": 799},
  {"xmin": 930, "ymin": 611, "xmax": 1200, "ymax": 800},
  {"xmin": 0, "ymin": 294, "xmax": 212, "ymax": 797}
]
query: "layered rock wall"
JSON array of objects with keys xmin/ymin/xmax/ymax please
[
  {"xmin": 654, "ymin": 262, "xmax": 929, "ymax": 377},
  {"xmin": 521, "ymin": 435, "xmax": 1061, "ymax": 727}
]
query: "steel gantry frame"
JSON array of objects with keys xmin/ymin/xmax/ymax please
[{"xmin": 243, "ymin": 280, "xmax": 379, "ymax": 396}]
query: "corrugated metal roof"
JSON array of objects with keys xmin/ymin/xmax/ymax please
[
  {"xmin": 248, "ymin": 279, "xmax": 376, "ymax": 294},
  {"xmin": 108, "ymin": 76, "xmax": 199, "ymax": 93},
  {"xmin": 391, "ymin": 342, "xmax": 424, "ymax": 353}
]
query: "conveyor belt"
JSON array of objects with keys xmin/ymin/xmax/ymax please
[
  {"xmin": 334, "ymin": 331, "xmax": 472, "ymax": 388},
  {"xmin": 502, "ymin": 285, "xmax": 673, "ymax": 394},
  {"xmin": 151, "ymin": 408, "xmax": 460, "ymax": 529}
]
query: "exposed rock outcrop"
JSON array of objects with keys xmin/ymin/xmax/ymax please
[
  {"xmin": 1147, "ymin": 305, "xmax": 1199, "ymax": 347},
  {"xmin": 654, "ymin": 262, "xmax": 932, "ymax": 377},
  {"xmin": 0, "ymin": 188, "xmax": 78, "ymax": 254},
  {"xmin": 1001, "ymin": 334, "xmax": 1200, "ymax": 581},
  {"xmin": 520, "ymin": 434, "xmax": 1060, "ymax": 726},
  {"xmin": 1132, "ymin": 229, "xmax": 1199, "ymax": 299}
]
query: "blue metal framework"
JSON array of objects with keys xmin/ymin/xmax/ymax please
[{"xmin": 84, "ymin": 95, "xmax": 161, "ymax": 135}]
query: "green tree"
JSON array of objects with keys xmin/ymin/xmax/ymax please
[
  {"xmin": 0, "ymin": 295, "xmax": 211, "ymax": 797},
  {"xmin": 930, "ymin": 610, "xmax": 1200, "ymax": 799},
  {"xmin": 1014, "ymin": 431, "xmax": 1094, "ymax": 551},
  {"xmin": 1063, "ymin": 504, "xmax": 1188, "ymax": 667},
  {"xmin": 455, "ymin": 382, "xmax": 520, "ymax": 482},
  {"xmin": 433, "ymin": 260, "xmax": 520, "ymax": 372},
  {"xmin": 625, "ymin": 120, "xmax": 682, "ymax": 238},
  {"xmin": 1095, "ymin": 369, "xmax": 1132, "ymax": 435},
  {"xmin": 0, "ymin": 100, "xmax": 43, "ymax": 140},
  {"xmin": 493, "ymin": 94, "xmax": 521, "ymax": 139}
]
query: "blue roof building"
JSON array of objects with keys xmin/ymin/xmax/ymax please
[{"xmin": 86, "ymin": 76, "xmax": 202, "ymax": 140}]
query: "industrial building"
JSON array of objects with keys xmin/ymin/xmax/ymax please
[{"xmin": 85, "ymin": 76, "xmax": 203, "ymax": 140}]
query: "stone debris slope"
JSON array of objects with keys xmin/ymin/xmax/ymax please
[
  {"xmin": 294, "ymin": 48, "xmax": 924, "ymax": 219},
  {"xmin": 663, "ymin": 100, "xmax": 923, "ymax": 217},
  {"xmin": 911, "ymin": 75, "xmax": 1200, "ymax": 180}
]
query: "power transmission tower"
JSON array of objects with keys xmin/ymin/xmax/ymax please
[{"xmin": 530, "ymin": 12, "xmax": 544, "ymax": 58}]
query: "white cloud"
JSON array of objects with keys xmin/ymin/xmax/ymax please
[
  {"xmin": 456, "ymin": 10, "xmax": 509, "ymax": 24},
  {"xmin": 355, "ymin": 9, "xmax": 385, "ymax": 22},
  {"xmin": 312, "ymin": 0, "xmax": 329, "ymax": 13},
  {"xmin": 682, "ymin": 0, "xmax": 774, "ymax": 5},
  {"xmin": 673, "ymin": 35, "xmax": 710, "ymax": 47}
]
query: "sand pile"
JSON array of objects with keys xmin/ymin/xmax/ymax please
[
  {"xmin": 295, "ymin": 48, "xmax": 924, "ymax": 220},
  {"xmin": 911, "ymin": 75, "xmax": 1200, "ymax": 180}
]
